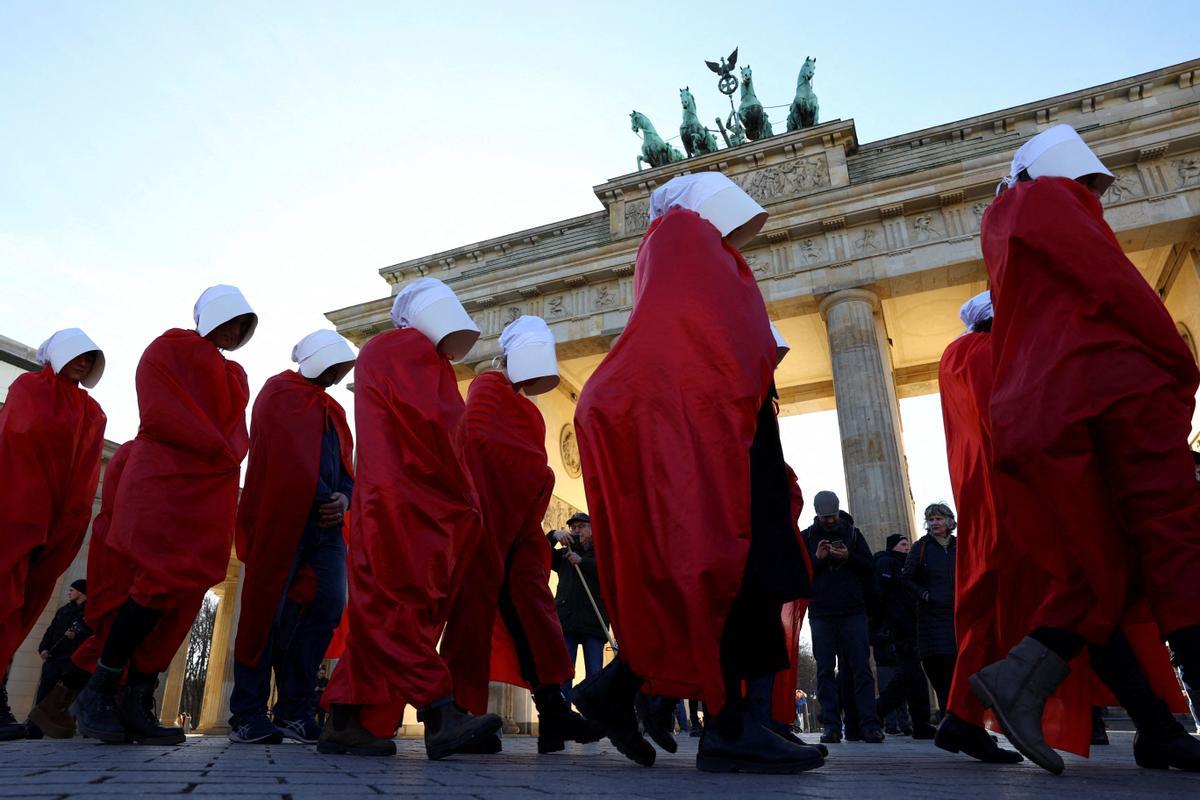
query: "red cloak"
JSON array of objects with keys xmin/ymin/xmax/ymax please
[
  {"xmin": 0, "ymin": 367, "xmax": 105, "ymax": 669},
  {"xmin": 771, "ymin": 466, "xmax": 812, "ymax": 724},
  {"xmin": 983, "ymin": 177, "xmax": 1200, "ymax": 641},
  {"xmin": 322, "ymin": 328, "xmax": 483, "ymax": 737},
  {"xmin": 72, "ymin": 440, "xmax": 132, "ymax": 673},
  {"xmin": 233, "ymin": 370, "xmax": 354, "ymax": 667},
  {"xmin": 573, "ymin": 208, "xmax": 776, "ymax": 713},
  {"xmin": 441, "ymin": 371, "xmax": 572, "ymax": 715}
]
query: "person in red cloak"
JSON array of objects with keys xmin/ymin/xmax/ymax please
[
  {"xmin": 440, "ymin": 314, "xmax": 603, "ymax": 755},
  {"xmin": 71, "ymin": 285, "xmax": 256, "ymax": 746},
  {"xmin": 0, "ymin": 329, "xmax": 106, "ymax": 741},
  {"xmin": 572, "ymin": 172, "xmax": 823, "ymax": 774},
  {"xmin": 968, "ymin": 126, "xmax": 1200, "ymax": 774},
  {"xmin": 227, "ymin": 329, "xmax": 356, "ymax": 746},
  {"xmin": 318, "ymin": 277, "xmax": 503, "ymax": 760}
]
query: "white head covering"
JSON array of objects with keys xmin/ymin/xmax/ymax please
[
  {"xmin": 499, "ymin": 315, "xmax": 559, "ymax": 395},
  {"xmin": 194, "ymin": 285, "xmax": 258, "ymax": 349},
  {"xmin": 959, "ymin": 290, "xmax": 993, "ymax": 332},
  {"xmin": 649, "ymin": 172, "xmax": 768, "ymax": 247},
  {"xmin": 996, "ymin": 124, "xmax": 1114, "ymax": 196},
  {"xmin": 291, "ymin": 329, "xmax": 357, "ymax": 384},
  {"xmin": 390, "ymin": 277, "xmax": 480, "ymax": 360},
  {"xmin": 769, "ymin": 322, "xmax": 790, "ymax": 366},
  {"xmin": 36, "ymin": 328, "xmax": 105, "ymax": 388}
]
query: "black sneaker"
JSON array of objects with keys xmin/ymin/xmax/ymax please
[
  {"xmin": 229, "ymin": 714, "xmax": 284, "ymax": 744},
  {"xmin": 697, "ymin": 709, "xmax": 825, "ymax": 774}
]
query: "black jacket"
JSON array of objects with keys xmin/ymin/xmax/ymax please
[
  {"xmin": 802, "ymin": 511, "xmax": 874, "ymax": 619},
  {"xmin": 37, "ymin": 601, "xmax": 90, "ymax": 659},
  {"xmin": 902, "ymin": 534, "xmax": 957, "ymax": 658},
  {"xmin": 871, "ymin": 548, "xmax": 919, "ymax": 663},
  {"xmin": 549, "ymin": 534, "xmax": 610, "ymax": 640}
]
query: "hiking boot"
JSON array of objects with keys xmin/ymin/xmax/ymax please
[
  {"xmin": 71, "ymin": 669, "xmax": 126, "ymax": 743},
  {"xmin": 419, "ymin": 699, "xmax": 503, "ymax": 761},
  {"xmin": 697, "ymin": 708, "xmax": 824, "ymax": 774},
  {"xmin": 29, "ymin": 683, "xmax": 78, "ymax": 739},
  {"xmin": 117, "ymin": 674, "xmax": 185, "ymax": 745},
  {"xmin": 934, "ymin": 712, "xmax": 1023, "ymax": 764},
  {"xmin": 634, "ymin": 694, "xmax": 678, "ymax": 754},
  {"xmin": 572, "ymin": 660, "xmax": 656, "ymax": 767},
  {"xmin": 532, "ymin": 685, "xmax": 603, "ymax": 754},
  {"xmin": 1091, "ymin": 707, "xmax": 1109, "ymax": 745},
  {"xmin": 970, "ymin": 636, "xmax": 1070, "ymax": 775},
  {"xmin": 274, "ymin": 715, "xmax": 321, "ymax": 744},
  {"xmin": 316, "ymin": 705, "xmax": 396, "ymax": 756},
  {"xmin": 229, "ymin": 713, "xmax": 284, "ymax": 744}
]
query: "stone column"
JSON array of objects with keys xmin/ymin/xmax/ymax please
[
  {"xmin": 196, "ymin": 559, "xmax": 244, "ymax": 734},
  {"xmin": 818, "ymin": 288, "xmax": 915, "ymax": 552},
  {"xmin": 158, "ymin": 632, "xmax": 191, "ymax": 726}
]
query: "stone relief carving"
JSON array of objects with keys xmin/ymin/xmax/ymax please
[
  {"xmin": 547, "ymin": 295, "xmax": 567, "ymax": 317},
  {"xmin": 733, "ymin": 154, "xmax": 830, "ymax": 205},
  {"xmin": 799, "ymin": 237, "xmax": 826, "ymax": 263},
  {"xmin": 559, "ymin": 424, "xmax": 582, "ymax": 478},
  {"xmin": 624, "ymin": 198, "xmax": 651, "ymax": 235},
  {"xmin": 912, "ymin": 214, "xmax": 941, "ymax": 243},
  {"xmin": 744, "ymin": 252, "xmax": 770, "ymax": 276},
  {"xmin": 854, "ymin": 228, "xmax": 880, "ymax": 253},
  {"xmin": 542, "ymin": 495, "xmax": 583, "ymax": 533},
  {"xmin": 595, "ymin": 285, "xmax": 616, "ymax": 308},
  {"xmin": 970, "ymin": 202, "xmax": 990, "ymax": 230},
  {"xmin": 1104, "ymin": 170, "xmax": 1141, "ymax": 202},
  {"xmin": 505, "ymin": 306, "xmax": 522, "ymax": 324},
  {"xmin": 1174, "ymin": 157, "xmax": 1200, "ymax": 188}
]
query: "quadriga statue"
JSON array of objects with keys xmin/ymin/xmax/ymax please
[{"xmin": 787, "ymin": 57, "xmax": 819, "ymax": 131}]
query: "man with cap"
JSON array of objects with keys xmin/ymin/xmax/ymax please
[
  {"xmin": 319, "ymin": 277, "xmax": 503, "ymax": 760},
  {"xmin": 573, "ymin": 172, "xmax": 822, "ymax": 773},
  {"xmin": 971, "ymin": 124, "xmax": 1200, "ymax": 773},
  {"xmin": 227, "ymin": 330, "xmax": 357, "ymax": 745},
  {"xmin": 441, "ymin": 315, "xmax": 602, "ymax": 755},
  {"xmin": 25, "ymin": 580, "xmax": 91, "ymax": 734},
  {"xmin": 549, "ymin": 513, "xmax": 609, "ymax": 704},
  {"xmin": 71, "ymin": 285, "xmax": 256, "ymax": 746},
  {"xmin": 0, "ymin": 328, "xmax": 106, "ymax": 741},
  {"xmin": 801, "ymin": 491, "xmax": 883, "ymax": 744}
]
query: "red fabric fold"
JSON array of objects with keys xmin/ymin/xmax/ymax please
[
  {"xmin": 233, "ymin": 370, "xmax": 353, "ymax": 666},
  {"xmin": 772, "ymin": 466, "xmax": 811, "ymax": 724},
  {"xmin": 0, "ymin": 367, "xmax": 105, "ymax": 668},
  {"xmin": 323, "ymin": 328, "xmax": 483, "ymax": 735},
  {"xmin": 574, "ymin": 208, "xmax": 775, "ymax": 713},
  {"xmin": 441, "ymin": 371, "xmax": 572, "ymax": 715}
]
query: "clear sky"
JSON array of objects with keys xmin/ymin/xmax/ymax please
[{"xmin": 2, "ymin": 1, "xmax": 1196, "ymax": 533}]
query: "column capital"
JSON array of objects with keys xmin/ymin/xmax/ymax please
[{"xmin": 818, "ymin": 287, "xmax": 879, "ymax": 319}]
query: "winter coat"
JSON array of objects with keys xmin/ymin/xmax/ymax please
[
  {"xmin": 802, "ymin": 511, "xmax": 875, "ymax": 619},
  {"xmin": 871, "ymin": 549, "xmax": 919, "ymax": 663},
  {"xmin": 549, "ymin": 535, "xmax": 610, "ymax": 640},
  {"xmin": 902, "ymin": 533, "xmax": 958, "ymax": 658},
  {"xmin": 37, "ymin": 601, "xmax": 90, "ymax": 659}
]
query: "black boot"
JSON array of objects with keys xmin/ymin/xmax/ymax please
[
  {"xmin": 533, "ymin": 685, "xmax": 603, "ymax": 754},
  {"xmin": 419, "ymin": 699, "xmax": 503, "ymax": 761},
  {"xmin": 697, "ymin": 706, "xmax": 825, "ymax": 774},
  {"xmin": 0, "ymin": 677, "xmax": 24, "ymax": 741},
  {"xmin": 316, "ymin": 705, "xmax": 396, "ymax": 756},
  {"xmin": 634, "ymin": 694, "xmax": 678, "ymax": 754},
  {"xmin": 572, "ymin": 659, "xmax": 656, "ymax": 767},
  {"xmin": 934, "ymin": 712, "xmax": 1023, "ymax": 764},
  {"xmin": 767, "ymin": 721, "xmax": 828, "ymax": 758},
  {"xmin": 117, "ymin": 672, "xmax": 185, "ymax": 745},
  {"xmin": 1091, "ymin": 707, "xmax": 1109, "ymax": 746},
  {"xmin": 28, "ymin": 683, "xmax": 79, "ymax": 739},
  {"xmin": 70, "ymin": 669, "xmax": 126, "ymax": 743},
  {"xmin": 1133, "ymin": 714, "xmax": 1200, "ymax": 772}
]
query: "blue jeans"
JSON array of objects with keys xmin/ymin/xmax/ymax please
[
  {"xmin": 811, "ymin": 613, "xmax": 880, "ymax": 732},
  {"xmin": 561, "ymin": 634, "xmax": 606, "ymax": 703},
  {"xmin": 229, "ymin": 522, "xmax": 346, "ymax": 723}
]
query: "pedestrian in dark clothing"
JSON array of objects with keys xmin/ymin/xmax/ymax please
[
  {"xmin": 903, "ymin": 503, "xmax": 958, "ymax": 716},
  {"xmin": 34, "ymin": 581, "xmax": 91, "ymax": 705},
  {"xmin": 803, "ymin": 491, "xmax": 883, "ymax": 744},
  {"xmin": 549, "ymin": 513, "xmax": 610, "ymax": 704},
  {"xmin": 872, "ymin": 535, "xmax": 935, "ymax": 737}
]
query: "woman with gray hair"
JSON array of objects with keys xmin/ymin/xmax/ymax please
[{"xmin": 903, "ymin": 503, "xmax": 958, "ymax": 718}]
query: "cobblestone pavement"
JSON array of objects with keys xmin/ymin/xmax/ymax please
[{"xmin": 0, "ymin": 731, "xmax": 1196, "ymax": 799}]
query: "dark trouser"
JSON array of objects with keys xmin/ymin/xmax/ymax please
[
  {"xmin": 874, "ymin": 663, "xmax": 913, "ymax": 730},
  {"xmin": 561, "ymin": 634, "xmax": 606, "ymax": 703},
  {"xmin": 229, "ymin": 523, "xmax": 346, "ymax": 723},
  {"xmin": 875, "ymin": 650, "xmax": 931, "ymax": 729},
  {"xmin": 689, "ymin": 699, "xmax": 703, "ymax": 729},
  {"xmin": 35, "ymin": 657, "xmax": 73, "ymax": 704},
  {"xmin": 921, "ymin": 653, "xmax": 956, "ymax": 714},
  {"xmin": 812, "ymin": 613, "xmax": 879, "ymax": 732}
]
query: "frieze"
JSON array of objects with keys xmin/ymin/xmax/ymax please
[
  {"xmin": 1106, "ymin": 169, "xmax": 1143, "ymax": 203},
  {"xmin": 1174, "ymin": 157, "xmax": 1200, "ymax": 189},
  {"xmin": 912, "ymin": 214, "xmax": 943, "ymax": 243},
  {"xmin": 732, "ymin": 153, "xmax": 830, "ymax": 205},
  {"xmin": 624, "ymin": 198, "xmax": 651, "ymax": 236}
]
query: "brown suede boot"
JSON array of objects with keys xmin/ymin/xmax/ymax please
[
  {"xmin": 970, "ymin": 637, "xmax": 1071, "ymax": 775},
  {"xmin": 28, "ymin": 683, "xmax": 78, "ymax": 739},
  {"xmin": 316, "ymin": 705, "xmax": 396, "ymax": 756}
]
